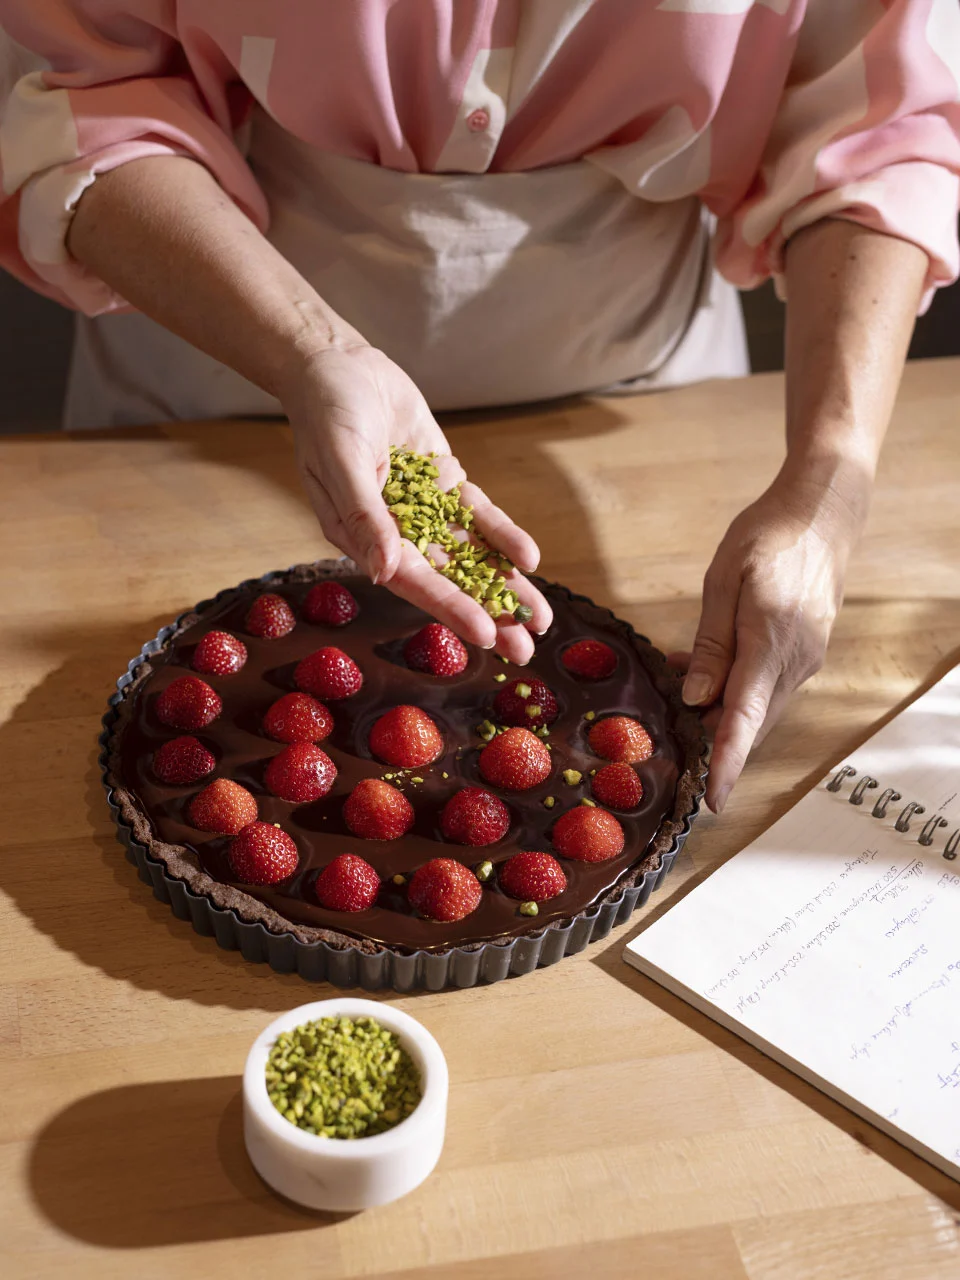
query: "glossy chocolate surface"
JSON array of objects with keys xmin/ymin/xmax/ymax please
[{"xmin": 118, "ymin": 576, "xmax": 684, "ymax": 951}]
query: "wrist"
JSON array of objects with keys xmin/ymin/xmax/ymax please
[
  {"xmin": 271, "ymin": 305, "xmax": 370, "ymax": 399},
  {"xmin": 771, "ymin": 446, "xmax": 875, "ymax": 538}
]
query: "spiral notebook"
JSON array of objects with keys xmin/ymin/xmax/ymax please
[{"xmin": 625, "ymin": 663, "xmax": 960, "ymax": 1181}]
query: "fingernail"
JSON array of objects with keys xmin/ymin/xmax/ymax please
[
  {"xmin": 682, "ymin": 673, "xmax": 713, "ymax": 706},
  {"xmin": 714, "ymin": 785, "xmax": 731, "ymax": 814}
]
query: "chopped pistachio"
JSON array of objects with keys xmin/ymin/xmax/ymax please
[
  {"xmin": 392, "ymin": 873, "xmax": 407, "ymax": 886},
  {"xmin": 498, "ymin": 654, "xmax": 509, "ymax": 664},
  {"xmin": 265, "ymin": 1015, "xmax": 421, "ymax": 1139},
  {"xmin": 543, "ymin": 795, "xmax": 557, "ymax": 809},
  {"xmin": 535, "ymin": 725, "xmax": 550, "ymax": 738},
  {"xmin": 580, "ymin": 798, "xmax": 597, "ymax": 807},
  {"xmin": 589, "ymin": 768, "xmax": 597, "ymax": 777},
  {"xmin": 562, "ymin": 768, "xmax": 583, "ymax": 786},
  {"xmin": 493, "ymin": 672, "xmax": 507, "ymax": 683},
  {"xmin": 411, "ymin": 776, "xmax": 424, "ymax": 784},
  {"xmin": 584, "ymin": 710, "xmax": 596, "ymax": 721},
  {"xmin": 516, "ymin": 682, "xmax": 533, "ymax": 699},
  {"xmin": 476, "ymin": 719, "xmax": 497, "ymax": 742},
  {"xmin": 519, "ymin": 901, "xmax": 539, "ymax": 917},
  {"xmin": 441, "ymin": 771, "xmax": 449, "ymax": 779},
  {"xmin": 383, "ymin": 445, "xmax": 523, "ymax": 620},
  {"xmin": 515, "ymin": 604, "xmax": 534, "ymax": 624},
  {"xmin": 525, "ymin": 704, "xmax": 542, "ymax": 719},
  {"xmin": 475, "ymin": 860, "xmax": 494, "ymax": 883}
]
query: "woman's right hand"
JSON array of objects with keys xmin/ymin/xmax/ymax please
[
  {"xmin": 64, "ymin": 158, "xmax": 546, "ymax": 657},
  {"xmin": 279, "ymin": 343, "xmax": 553, "ymax": 663}
]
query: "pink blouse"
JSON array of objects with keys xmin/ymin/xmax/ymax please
[{"xmin": 0, "ymin": 0, "xmax": 958, "ymax": 315}]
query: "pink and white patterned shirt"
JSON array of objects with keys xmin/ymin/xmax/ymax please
[{"xmin": 0, "ymin": 0, "xmax": 958, "ymax": 316}]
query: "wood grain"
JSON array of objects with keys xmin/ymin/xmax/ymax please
[{"xmin": 3, "ymin": 360, "xmax": 960, "ymax": 1278}]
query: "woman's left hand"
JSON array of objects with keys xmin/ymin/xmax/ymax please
[{"xmin": 669, "ymin": 462, "xmax": 871, "ymax": 814}]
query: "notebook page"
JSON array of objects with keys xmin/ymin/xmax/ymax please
[{"xmin": 625, "ymin": 666, "xmax": 960, "ymax": 1178}]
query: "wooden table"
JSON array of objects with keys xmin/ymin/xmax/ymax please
[{"xmin": 3, "ymin": 359, "xmax": 960, "ymax": 1279}]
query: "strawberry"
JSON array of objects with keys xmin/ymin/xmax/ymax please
[
  {"xmin": 303, "ymin": 581, "xmax": 359, "ymax": 627},
  {"xmin": 440, "ymin": 787, "xmax": 510, "ymax": 846},
  {"xmin": 315, "ymin": 853, "xmax": 380, "ymax": 911},
  {"xmin": 294, "ymin": 646, "xmax": 363, "ymax": 700},
  {"xmin": 479, "ymin": 727, "xmax": 552, "ymax": 791},
  {"xmin": 552, "ymin": 806, "xmax": 625, "ymax": 862},
  {"xmin": 264, "ymin": 742, "xmax": 337, "ymax": 803},
  {"xmin": 245, "ymin": 592, "xmax": 296, "ymax": 639},
  {"xmin": 499, "ymin": 851, "xmax": 567, "ymax": 902},
  {"xmin": 592, "ymin": 761, "xmax": 644, "ymax": 809},
  {"xmin": 263, "ymin": 692, "xmax": 333, "ymax": 744},
  {"xmin": 188, "ymin": 778, "xmax": 258, "ymax": 834},
  {"xmin": 588, "ymin": 715, "xmax": 654, "ymax": 763},
  {"xmin": 155, "ymin": 675, "xmax": 222, "ymax": 730},
  {"xmin": 404, "ymin": 623, "xmax": 468, "ymax": 677},
  {"xmin": 369, "ymin": 705, "xmax": 443, "ymax": 768},
  {"xmin": 227, "ymin": 821, "xmax": 299, "ymax": 885},
  {"xmin": 153, "ymin": 735, "xmax": 216, "ymax": 785},
  {"xmin": 191, "ymin": 630, "xmax": 247, "ymax": 676},
  {"xmin": 562, "ymin": 639, "xmax": 617, "ymax": 680},
  {"xmin": 343, "ymin": 778, "xmax": 414, "ymax": 840},
  {"xmin": 408, "ymin": 857, "xmax": 482, "ymax": 922},
  {"xmin": 493, "ymin": 677, "xmax": 558, "ymax": 728}
]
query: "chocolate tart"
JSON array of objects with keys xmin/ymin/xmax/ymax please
[{"xmin": 100, "ymin": 560, "xmax": 706, "ymax": 990}]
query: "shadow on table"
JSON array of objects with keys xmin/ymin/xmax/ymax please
[
  {"xmin": 28, "ymin": 1075, "xmax": 351, "ymax": 1247},
  {"xmin": 3, "ymin": 612, "xmax": 478, "ymax": 1012},
  {"xmin": 2, "ymin": 395, "xmax": 657, "ymax": 1010}
]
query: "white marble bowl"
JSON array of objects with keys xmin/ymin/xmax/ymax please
[{"xmin": 243, "ymin": 997, "xmax": 448, "ymax": 1212}]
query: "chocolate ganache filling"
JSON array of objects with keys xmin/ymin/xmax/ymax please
[{"xmin": 112, "ymin": 567, "xmax": 699, "ymax": 954}]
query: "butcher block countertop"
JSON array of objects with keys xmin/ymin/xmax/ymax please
[{"xmin": 3, "ymin": 359, "xmax": 960, "ymax": 1278}]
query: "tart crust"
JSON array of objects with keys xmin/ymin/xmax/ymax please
[{"xmin": 104, "ymin": 560, "xmax": 706, "ymax": 957}]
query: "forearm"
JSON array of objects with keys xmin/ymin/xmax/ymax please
[
  {"xmin": 682, "ymin": 222, "xmax": 928, "ymax": 807},
  {"xmin": 66, "ymin": 154, "xmax": 547, "ymax": 657},
  {"xmin": 66, "ymin": 155, "xmax": 361, "ymax": 396},
  {"xmin": 780, "ymin": 218, "xmax": 928, "ymax": 525}
]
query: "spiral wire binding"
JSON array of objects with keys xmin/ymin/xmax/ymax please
[
  {"xmin": 872, "ymin": 787, "xmax": 901, "ymax": 819},
  {"xmin": 895, "ymin": 800, "xmax": 925, "ymax": 832},
  {"xmin": 849, "ymin": 775, "xmax": 877, "ymax": 805},
  {"xmin": 826, "ymin": 764, "xmax": 958, "ymax": 860}
]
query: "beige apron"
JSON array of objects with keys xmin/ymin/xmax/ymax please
[{"xmin": 65, "ymin": 110, "xmax": 748, "ymax": 428}]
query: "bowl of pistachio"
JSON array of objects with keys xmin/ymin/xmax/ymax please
[{"xmin": 243, "ymin": 998, "xmax": 448, "ymax": 1212}]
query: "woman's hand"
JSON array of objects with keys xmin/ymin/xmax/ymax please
[
  {"xmin": 669, "ymin": 460, "xmax": 872, "ymax": 813},
  {"xmin": 280, "ymin": 343, "xmax": 553, "ymax": 663},
  {"xmin": 64, "ymin": 156, "xmax": 550, "ymax": 661}
]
